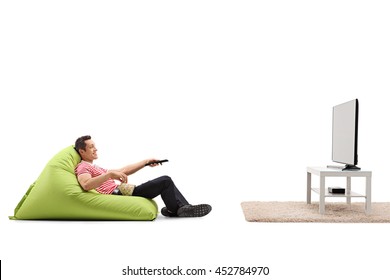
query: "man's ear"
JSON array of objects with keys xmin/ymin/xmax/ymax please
[{"xmin": 78, "ymin": 149, "xmax": 85, "ymax": 158}]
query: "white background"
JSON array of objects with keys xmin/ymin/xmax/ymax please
[{"xmin": 1, "ymin": 1, "xmax": 390, "ymax": 279}]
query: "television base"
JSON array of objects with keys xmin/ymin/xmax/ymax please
[
  {"xmin": 343, "ymin": 164, "xmax": 361, "ymax": 171},
  {"xmin": 327, "ymin": 164, "xmax": 361, "ymax": 171}
]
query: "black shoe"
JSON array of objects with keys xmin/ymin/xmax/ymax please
[
  {"xmin": 177, "ymin": 204, "xmax": 212, "ymax": 217},
  {"xmin": 161, "ymin": 207, "xmax": 177, "ymax": 217}
]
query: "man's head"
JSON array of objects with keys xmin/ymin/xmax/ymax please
[{"xmin": 75, "ymin": 135, "xmax": 98, "ymax": 162}]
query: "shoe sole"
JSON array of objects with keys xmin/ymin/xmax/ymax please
[{"xmin": 177, "ymin": 204, "xmax": 212, "ymax": 217}]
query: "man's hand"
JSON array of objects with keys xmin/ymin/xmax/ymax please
[{"xmin": 108, "ymin": 170, "xmax": 128, "ymax": 183}]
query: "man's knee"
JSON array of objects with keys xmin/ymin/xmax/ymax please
[
  {"xmin": 159, "ymin": 175, "xmax": 172, "ymax": 183},
  {"xmin": 154, "ymin": 175, "xmax": 173, "ymax": 189}
]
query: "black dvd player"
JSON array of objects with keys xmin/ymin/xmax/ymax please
[{"xmin": 328, "ymin": 187, "xmax": 345, "ymax": 194}]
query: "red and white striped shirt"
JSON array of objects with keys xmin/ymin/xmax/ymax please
[{"xmin": 75, "ymin": 161, "xmax": 117, "ymax": 194}]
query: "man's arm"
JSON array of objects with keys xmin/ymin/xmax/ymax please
[
  {"xmin": 112, "ymin": 159, "xmax": 160, "ymax": 176},
  {"xmin": 77, "ymin": 170, "xmax": 127, "ymax": 191}
]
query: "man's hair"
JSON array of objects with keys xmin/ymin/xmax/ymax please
[{"xmin": 75, "ymin": 135, "xmax": 92, "ymax": 153}]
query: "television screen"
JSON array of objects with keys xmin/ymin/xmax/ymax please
[{"xmin": 331, "ymin": 99, "xmax": 360, "ymax": 170}]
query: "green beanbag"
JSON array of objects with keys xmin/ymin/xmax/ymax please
[{"xmin": 9, "ymin": 145, "xmax": 158, "ymax": 221}]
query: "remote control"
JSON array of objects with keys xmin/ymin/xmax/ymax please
[{"xmin": 145, "ymin": 159, "xmax": 169, "ymax": 166}]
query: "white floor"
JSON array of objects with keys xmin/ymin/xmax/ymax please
[{"xmin": 2, "ymin": 198, "xmax": 389, "ymax": 280}]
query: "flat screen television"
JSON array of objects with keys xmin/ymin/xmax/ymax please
[{"xmin": 330, "ymin": 99, "xmax": 360, "ymax": 171}]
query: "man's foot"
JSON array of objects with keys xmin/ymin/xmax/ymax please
[
  {"xmin": 177, "ymin": 204, "xmax": 212, "ymax": 217},
  {"xmin": 161, "ymin": 207, "xmax": 177, "ymax": 217}
]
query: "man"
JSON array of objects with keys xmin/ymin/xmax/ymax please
[{"xmin": 74, "ymin": 135, "xmax": 211, "ymax": 218}]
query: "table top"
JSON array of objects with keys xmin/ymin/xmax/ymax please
[{"xmin": 307, "ymin": 166, "xmax": 372, "ymax": 176}]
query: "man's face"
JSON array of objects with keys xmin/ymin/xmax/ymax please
[{"xmin": 79, "ymin": 139, "xmax": 98, "ymax": 162}]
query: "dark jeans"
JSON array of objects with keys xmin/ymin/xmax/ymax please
[{"xmin": 118, "ymin": 175, "xmax": 189, "ymax": 213}]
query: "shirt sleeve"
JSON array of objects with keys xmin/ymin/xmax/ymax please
[{"xmin": 75, "ymin": 163, "xmax": 91, "ymax": 176}]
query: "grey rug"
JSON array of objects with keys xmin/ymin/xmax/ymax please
[{"xmin": 241, "ymin": 201, "xmax": 390, "ymax": 223}]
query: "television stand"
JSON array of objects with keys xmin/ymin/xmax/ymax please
[
  {"xmin": 343, "ymin": 164, "xmax": 361, "ymax": 171},
  {"xmin": 307, "ymin": 166, "xmax": 372, "ymax": 214}
]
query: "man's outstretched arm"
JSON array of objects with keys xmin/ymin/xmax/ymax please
[{"xmin": 112, "ymin": 159, "xmax": 161, "ymax": 176}]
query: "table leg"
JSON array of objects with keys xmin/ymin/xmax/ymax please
[
  {"xmin": 346, "ymin": 176, "xmax": 351, "ymax": 205},
  {"xmin": 366, "ymin": 175, "xmax": 372, "ymax": 214},
  {"xmin": 319, "ymin": 175, "xmax": 325, "ymax": 214},
  {"xmin": 307, "ymin": 172, "xmax": 312, "ymax": 204}
]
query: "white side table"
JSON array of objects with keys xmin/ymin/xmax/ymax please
[{"xmin": 306, "ymin": 166, "xmax": 372, "ymax": 214}]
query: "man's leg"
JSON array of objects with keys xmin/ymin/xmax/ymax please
[
  {"xmin": 132, "ymin": 175, "xmax": 189, "ymax": 214},
  {"xmin": 133, "ymin": 175, "xmax": 211, "ymax": 217}
]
